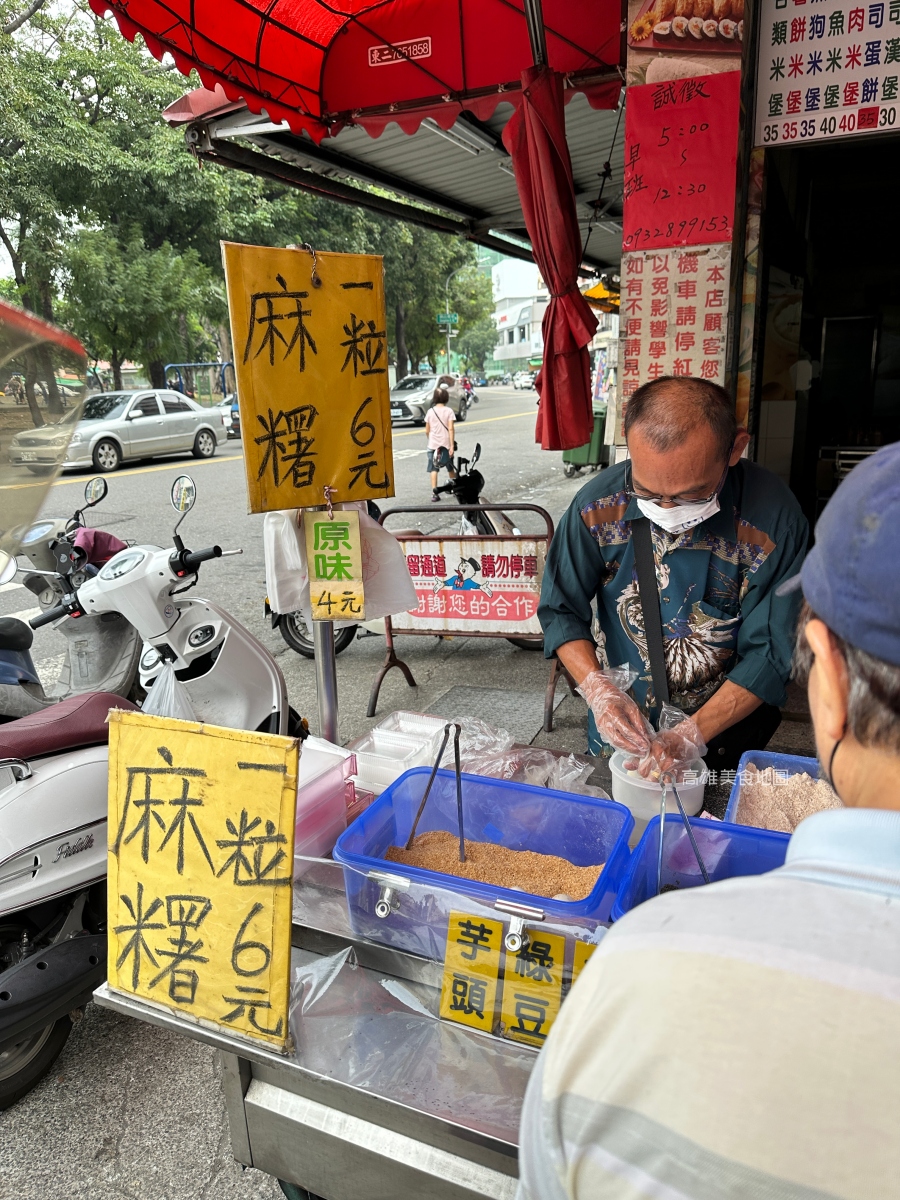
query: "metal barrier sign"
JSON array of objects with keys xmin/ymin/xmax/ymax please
[
  {"xmin": 222, "ymin": 242, "xmax": 394, "ymax": 513},
  {"xmin": 107, "ymin": 711, "xmax": 299, "ymax": 1051},
  {"xmin": 392, "ymin": 537, "xmax": 545, "ymax": 636}
]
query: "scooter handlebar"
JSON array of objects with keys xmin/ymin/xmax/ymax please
[
  {"xmin": 30, "ymin": 603, "xmax": 69, "ymax": 629},
  {"xmin": 182, "ymin": 545, "xmax": 222, "ymax": 573}
]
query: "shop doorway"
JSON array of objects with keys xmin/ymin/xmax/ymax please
[{"xmin": 753, "ymin": 136, "xmax": 900, "ymax": 521}]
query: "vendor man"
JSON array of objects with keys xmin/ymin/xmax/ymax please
[{"xmin": 539, "ymin": 376, "xmax": 808, "ymax": 771}]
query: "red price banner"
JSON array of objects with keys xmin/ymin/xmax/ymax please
[{"xmin": 623, "ymin": 71, "xmax": 741, "ymax": 252}]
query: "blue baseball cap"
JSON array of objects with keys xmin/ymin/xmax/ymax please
[{"xmin": 778, "ymin": 441, "xmax": 900, "ymax": 666}]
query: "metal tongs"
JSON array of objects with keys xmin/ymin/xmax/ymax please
[
  {"xmin": 405, "ymin": 722, "xmax": 466, "ymax": 863},
  {"xmin": 657, "ymin": 772, "xmax": 710, "ymax": 896}
]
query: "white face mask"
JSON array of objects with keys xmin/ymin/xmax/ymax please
[{"xmin": 635, "ymin": 494, "xmax": 720, "ymax": 535}]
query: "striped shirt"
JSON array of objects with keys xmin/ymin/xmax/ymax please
[{"xmin": 518, "ymin": 807, "xmax": 900, "ymax": 1200}]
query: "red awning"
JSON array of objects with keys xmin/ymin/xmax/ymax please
[
  {"xmin": 503, "ymin": 67, "xmax": 598, "ymax": 451},
  {"xmin": 89, "ymin": 0, "xmax": 620, "ymax": 141}
]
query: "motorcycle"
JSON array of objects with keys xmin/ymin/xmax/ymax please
[
  {"xmin": 4, "ymin": 477, "xmax": 143, "ymax": 721},
  {"xmin": 0, "ymin": 474, "xmax": 301, "ymax": 1108}
]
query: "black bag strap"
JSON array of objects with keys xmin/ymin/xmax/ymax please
[{"xmin": 632, "ymin": 517, "xmax": 669, "ymax": 721}]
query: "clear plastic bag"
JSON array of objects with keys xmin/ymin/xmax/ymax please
[
  {"xmin": 438, "ymin": 716, "xmax": 515, "ymax": 769},
  {"xmin": 142, "ymin": 661, "xmax": 197, "ymax": 722},
  {"xmin": 602, "ymin": 662, "xmax": 640, "ymax": 692}
]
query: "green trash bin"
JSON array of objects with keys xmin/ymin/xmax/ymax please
[{"xmin": 562, "ymin": 411, "xmax": 610, "ymax": 477}]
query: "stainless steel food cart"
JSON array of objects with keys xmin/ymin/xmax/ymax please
[{"xmin": 95, "ymin": 865, "xmax": 534, "ymax": 1200}]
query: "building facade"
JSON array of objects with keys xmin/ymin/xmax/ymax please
[{"xmin": 491, "ymin": 259, "xmax": 548, "ymax": 374}]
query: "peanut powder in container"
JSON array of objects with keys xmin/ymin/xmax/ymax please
[{"xmin": 387, "ymin": 831, "xmax": 604, "ymax": 901}]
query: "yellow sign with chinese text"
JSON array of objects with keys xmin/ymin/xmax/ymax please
[
  {"xmin": 439, "ymin": 911, "xmax": 503, "ymax": 1034},
  {"xmin": 571, "ymin": 939, "xmax": 597, "ymax": 987},
  {"xmin": 222, "ymin": 242, "xmax": 394, "ymax": 513},
  {"xmin": 499, "ymin": 930, "xmax": 566, "ymax": 1048},
  {"xmin": 107, "ymin": 711, "xmax": 299, "ymax": 1052},
  {"xmin": 305, "ymin": 508, "xmax": 365, "ymax": 622}
]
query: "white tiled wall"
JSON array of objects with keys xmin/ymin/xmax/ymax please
[{"xmin": 755, "ymin": 400, "xmax": 796, "ymax": 482}]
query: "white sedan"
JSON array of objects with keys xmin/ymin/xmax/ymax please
[{"xmin": 9, "ymin": 389, "xmax": 227, "ymax": 474}]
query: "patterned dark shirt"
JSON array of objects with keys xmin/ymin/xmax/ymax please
[{"xmin": 539, "ymin": 459, "xmax": 809, "ymax": 721}]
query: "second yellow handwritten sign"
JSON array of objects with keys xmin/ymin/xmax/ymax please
[
  {"xmin": 107, "ymin": 711, "xmax": 299, "ymax": 1051},
  {"xmin": 222, "ymin": 243, "xmax": 394, "ymax": 513}
]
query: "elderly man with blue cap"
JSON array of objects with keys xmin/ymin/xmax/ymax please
[{"xmin": 517, "ymin": 442, "xmax": 900, "ymax": 1200}]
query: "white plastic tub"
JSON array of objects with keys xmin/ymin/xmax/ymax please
[
  {"xmin": 351, "ymin": 728, "xmax": 436, "ymax": 792},
  {"xmin": 373, "ymin": 710, "xmax": 448, "ymax": 743},
  {"xmin": 294, "ymin": 737, "xmax": 357, "ymax": 876},
  {"xmin": 609, "ymin": 751, "xmax": 707, "ymax": 844}
]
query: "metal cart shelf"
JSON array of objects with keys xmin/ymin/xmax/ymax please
[{"xmin": 95, "ymin": 868, "xmax": 533, "ymax": 1200}]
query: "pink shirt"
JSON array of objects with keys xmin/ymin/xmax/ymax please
[{"xmin": 425, "ymin": 404, "xmax": 454, "ymax": 450}]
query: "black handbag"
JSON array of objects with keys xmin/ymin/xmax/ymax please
[{"xmin": 631, "ymin": 517, "xmax": 781, "ymax": 766}]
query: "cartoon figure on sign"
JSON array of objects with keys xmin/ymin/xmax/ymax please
[{"xmin": 432, "ymin": 557, "xmax": 493, "ymax": 597}]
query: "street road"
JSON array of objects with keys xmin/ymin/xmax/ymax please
[{"xmin": 0, "ymin": 386, "xmax": 599, "ymax": 1200}]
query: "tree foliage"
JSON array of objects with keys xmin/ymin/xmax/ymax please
[
  {"xmin": 0, "ymin": 1, "xmax": 496, "ymax": 383},
  {"xmin": 456, "ymin": 317, "xmax": 499, "ymax": 374},
  {"xmin": 63, "ymin": 228, "xmax": 218, "ymax": 388}
]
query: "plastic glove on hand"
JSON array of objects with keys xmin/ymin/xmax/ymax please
[
  {"xmin": 636, "ymin": 710, "xmax": 706, "ymax": 782},
  {"xmin": 577, "ymin": 669, "xmax": 652, "ymax": 757}
]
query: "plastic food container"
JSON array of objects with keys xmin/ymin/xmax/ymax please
[
  {"xmin": 294, "ymin": 740, "xmax": 358, "ymax": 876},
  {"xmin": 609, "ymin": 750, "xmax": 707, "ymax": 844},
  {"xmin": 333, "ymin": 767, "xmax": 635, "ymax": 959},
  {"xmin": 610, "ymin": 813, "xmax": 789, "ymax": 921},
  {"xmin": 345, "ymin": 780, "xmax": 376, "ymax": 825},
  {"xmin": 351, "ymin": 728, "xmax": 437, "ymax": 793},
  {"xmin": 724, "ymin": 750, "xmax": 821, "ymax": 825},
  {"xmin": 373, "ymin": 710, "xmax": 448, "ymax": 743}
]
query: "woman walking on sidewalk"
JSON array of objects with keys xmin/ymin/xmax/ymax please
[{"xmin": 425, "ymin": 386, "xmax": 456, "ymax": 502}]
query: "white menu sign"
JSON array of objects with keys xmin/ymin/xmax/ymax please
[
  {"xmin": 755, "ymin": 0, "xmax": 900, "ymax": 145},
  {"xmin": 617, "ymin": 244, "xmax": 731, "ymax": 405}
]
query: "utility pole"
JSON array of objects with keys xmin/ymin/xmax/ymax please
[{"xmin": 445, "ymin": 266, "xmax": 465, "ymax": 373}]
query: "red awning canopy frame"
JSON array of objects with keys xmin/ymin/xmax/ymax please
[{"xmin": 89, "ymin": 0, "xmax": 621, "ymax": 143}]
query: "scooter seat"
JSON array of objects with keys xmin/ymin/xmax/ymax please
[
  {"xmin": 0, "ymin": 691, "xmax": 139, "ymax": 761},
  {"xmin": 0, "ymin": 617, "xmax": 34, "ymax": 653}
]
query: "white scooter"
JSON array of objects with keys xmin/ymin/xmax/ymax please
[
  {"xmin": 0, "ymin": 475, "xmax": 299, "ymax": 1108},
  {"xmin": 78, "ymin": 475, "xmax": 299, "ymax": 738},
  {"xmin": 5, "ymin": 477, "xmax": 143, "ymax": 719}
]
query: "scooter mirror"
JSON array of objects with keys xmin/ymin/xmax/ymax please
[
  {"xmin": 84, "ymin": 477, "xmax": 108, "ymax": 507},
  {"xmin": 470, "ymin": 442, "xmax": 482, "ymax": 467},
  {"xmin": 171, "ymin": 475, "xmax": 196, "ymax": 514},
  {"xmin": 0, "ymin": 553, "xmax": 16, "ymax": 586}
]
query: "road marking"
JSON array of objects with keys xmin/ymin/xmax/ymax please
[
  {"xmin": 45, "ymin": 454, "xmax": 244, "ymax": 489},
  {"xmin": 3, "ymin": 607, "xmax": 40, "ymax": 623},
  {"xmin": 0, "ymin": 581, "xmax": 24, "ymax": 594},
  {"xmin": 393, "ymin": 410, "xmax": 535, "ymax": 439},
  {"xmin": 393, "ymin": 448, "xmax": 427, "ymax": 459}
]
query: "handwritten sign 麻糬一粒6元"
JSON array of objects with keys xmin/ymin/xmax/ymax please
[
  {"xmin": 107, "ymin": 710, "xmax": 299, "ymax": 1051},
  {"xmin": 222, "ymin": 243, "xmax": 395, "ymax": 514}
]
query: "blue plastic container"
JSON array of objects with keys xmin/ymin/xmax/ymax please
[
  {"xmin": 724, "ymin": 750, "xmax": 821, "ymax": 825},
  {"xmin": 610, "ymin": 814, "xmax": 789, "ymax": 922},
  {"xmin": 334, "ymin": 767, "xmax": 635, "ymax": 959}
]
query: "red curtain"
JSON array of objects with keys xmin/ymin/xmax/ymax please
[{"xmin": 502, "ymin": 67, "xmax": 598, "ymax": 452}]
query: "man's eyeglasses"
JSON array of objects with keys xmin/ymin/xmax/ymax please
[{"xmin": 625, "ymin": 455, "xmax": 731, "ymax": 507}]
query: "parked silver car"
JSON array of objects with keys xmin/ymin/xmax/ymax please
[
  {"xmin": 389, "ymin": 375, "xmax": 468, "ymax": 425},
  {"xmin": 8, "ymin": 389, "xmax": 227, "ymax": 474}
]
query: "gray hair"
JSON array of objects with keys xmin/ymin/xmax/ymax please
[
  {"xmin": 624, "ymin": 376, "xmax": 738, "ymax": 460},
  {"xmin": 794, "ymin": 601, "xmax": 900, "ymax": 753}
]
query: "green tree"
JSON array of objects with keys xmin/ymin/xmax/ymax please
[
  {"xmin": 63, "ymin": 228, "xmax": 217, "ymax": 389},
  {"xmin": 0, "ymin": 0, "xmax": 499, "ymax": 393},
  {"xmin": 456, "ymin": 317, "xmax": 498, "ymax": 374}
]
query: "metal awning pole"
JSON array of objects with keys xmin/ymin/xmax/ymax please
[
  {"xmin": 523, "ymin": 0, "xmax": 548, "ymax": 66},
  {"xmin": 313, "ymin": 620, "xmax": 339, "ymax": 743}
]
